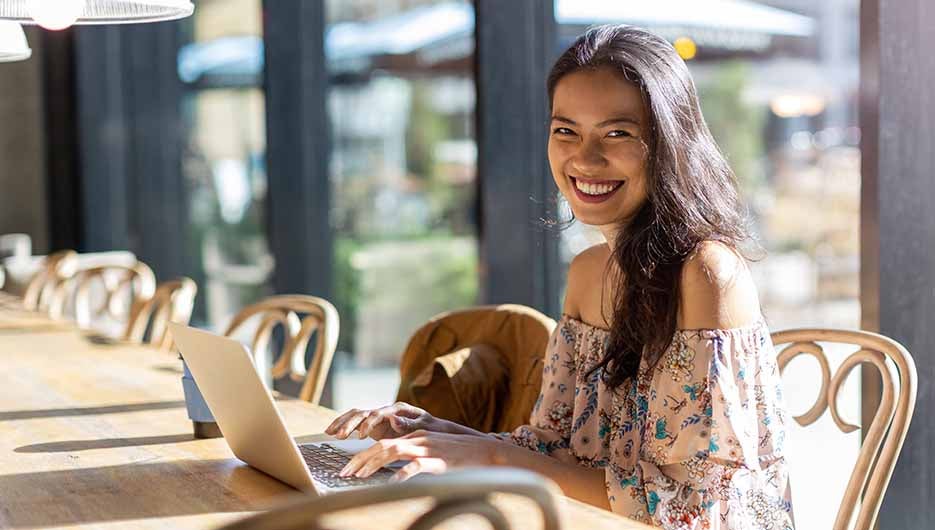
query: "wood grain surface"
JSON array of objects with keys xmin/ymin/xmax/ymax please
[{"xmin": 0, "ymin": 310, "xmax": 651, "ymax": 530}]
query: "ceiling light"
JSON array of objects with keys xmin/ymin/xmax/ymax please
[{"xmin": 0, "ymin": 0, "xmax": 193, "ymax": 30}]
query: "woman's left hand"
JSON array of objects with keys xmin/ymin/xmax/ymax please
[{"xmin": 338, "ymin": 430, "xmax": 509, "ymax": 482}]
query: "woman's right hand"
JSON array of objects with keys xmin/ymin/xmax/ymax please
[{"xmin": 325, "ymin": 402, "xmax": 440, "ymax": 440}]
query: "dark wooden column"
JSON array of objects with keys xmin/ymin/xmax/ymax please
[
  {"xmin": 263, "ymin": 0, "xmax": 333, "ymax": 405},
  {"xmin": 860, "ymin": 0, "xmax": 935, "ymax": 526},
  {"xmin": 475, "ymin": 0, "xmax": 560, "ymax": 317},
  {"xmin": 41, "ymin": 29, "xmax": 83, "ymax": 252},
  {"xmin": 73, "ymin": 26, "xmax": 129, "ymax": 253},
  {"xmin": 262, "ymin": 0, "xmax": 332, "ymax": 300},
  {"xmin": 123, "ymin": 22, "xmax": 188, "ymax": 279},
  {"xmin": 73, "ymin": 21, "xmax": 187, "ymax": 279}
]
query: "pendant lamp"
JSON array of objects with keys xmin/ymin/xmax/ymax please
[
  {"xmin": 0, "ymin": 1, "xmax": 194, "ymax": 31},
  {"xmin": 0, "ymin": 21, "xmax": 30, "ymax": 62}
]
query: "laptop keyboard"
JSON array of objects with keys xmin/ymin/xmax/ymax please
[{"xmin": 299, "ymin": 443, "xmax": 395, "ymax": 488}]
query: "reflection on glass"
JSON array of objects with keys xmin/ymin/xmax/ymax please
[
  {"xmin": 325, "ymin": 0, "xmax": 478, "ymax": 410},
  {"xmin": 554, "ymin": 1, "xmax": 859, "ymax": 528},
  {"xmin": 178, "ymin": 0, "xmax": 270, "ymax": 329}
]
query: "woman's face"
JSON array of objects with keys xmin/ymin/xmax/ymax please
[{"xmin": 548, "ymin": 67, "xmax": 650, "ymax": 230}]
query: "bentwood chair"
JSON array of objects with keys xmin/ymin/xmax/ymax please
[
  {"xmin": 223, "ymin": 295, "xmax": 339, "ymax": 405},
  {"xmin": 22, "ymin": 250, "xmax": 78, "ymax": 313},
  {"xmin": 124, "ymin": 277, "xmax": 197, "ymax": 350},
  {"xmin": 0, "ymin": 233, "xmax": 31, "ymax": 290},
  {"xmin": 772, "ymin": 329, "xmax": 918, "ymax": 530},
  {"xmin": 216, "ymin": 467, "xmax": 562, "ymax": 530},
  {"xmin": 48, "ymin": 262, "xmax": 157, "ymax": 330}
]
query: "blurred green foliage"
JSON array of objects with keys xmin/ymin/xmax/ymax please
[
  {"xmin": 332, "ymin": 235, "xmax": 478, "ymax": 359},
  {"xmin": 697, "ymin": 61, "xmax": 766, "ymax": 194},
  {"xmin": 333, "ymin": 237, "xmax": 362, "ymax": 353}
]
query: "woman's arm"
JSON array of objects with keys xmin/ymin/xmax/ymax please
[
  {"xmin": 326, "ymin": 402, "xmax": 491, "ymax": 440},
  {"xmin": 338, "ymin": 430, "xmax": 611, "ymax": 510},
  {"xmin": 336, "ymin": 245, "xmax": 616, "ymax": 509},
  {"xmin": 492, "ymin": 439, "xmax": 612, "ymax": 509}
]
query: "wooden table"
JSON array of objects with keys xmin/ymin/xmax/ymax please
[{"xmin": 0, "ymin": 313, "xmax": 650, "ymax": 530}]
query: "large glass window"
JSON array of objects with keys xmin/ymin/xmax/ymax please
[
  {"xmin": 177, "ymin": 0, "xmax": 271, "ymax": 329},
  {"xmin": 325, "ymin": 0, "xmax": 479, "ymax": 411},
  {"xmin": 553, "ymin": 1, "xmax": 859, "ymax": 528}
]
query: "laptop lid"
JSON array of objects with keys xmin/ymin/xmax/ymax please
[{"xmin": 167, "ymin": 322, "xmax": 317, "ymax": 492}]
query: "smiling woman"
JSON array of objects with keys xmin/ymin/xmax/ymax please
[
  {"xmin": 326, "ymin": 24, "xmax": 794, "ymax": 530},
  {"xmin": 547, "ymin": 67, "xmax": 649, "ymax": 224},
  {"xmin": 545, "ymin": 25, "xmax": 753, "ymax": 389}
]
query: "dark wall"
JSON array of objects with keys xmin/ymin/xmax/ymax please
[{"xmin": 0, "ymin": 27, "xmax": 49, "ymax": 254}]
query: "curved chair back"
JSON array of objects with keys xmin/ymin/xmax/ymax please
[
  {"xmin": 215, "ymin": 467, "xmax": 562, "ymax": 530},
  {"xmin": 223, "ymin": 295, "xmax": 339, "ymax": 405},
  {"xmin": 772, "ymin": 328, "xmax": 917, "ymax": 530},
  {"xmin": 124, "ymin": 277, "xmax": 197, "ymax": 350},
  {"xmin": 22, "ymin": 250, "xmax": 78, "ymax": 313},
  {"xmin": 49, "ymin": 262, "xmax": 156, "ymax": 327}
]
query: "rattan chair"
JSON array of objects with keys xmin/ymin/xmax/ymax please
[
  {"xmin": 772, "ymin": 328, "xmax": 917, "ymax": 530},
  {"xmin": 215, "ymin": 467, "xmax": 561, "ymax": 530},
  {"xmin": 223, "ymin": 295, "xmax": 339, "ymax": 405},
  {"xmin": 48, "ymin": 262, "xmax": 157, "ymax": 329},
  {"xmin": 124, "ymin": 277, "xmax": 197, "ymax": 350},
  {"xmin": 22, "ymin": 250, "xmax": 78, "ymax": 314}
]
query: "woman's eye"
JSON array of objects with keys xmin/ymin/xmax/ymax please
[
  {"xmin": 552, "ymin": 127, "xmax": 575, "ymax": 136},
  {"xmin": 607, "ymin": 130, "xmax": 633, "ymax": 138}
]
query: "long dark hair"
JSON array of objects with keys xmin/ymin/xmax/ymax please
[{"xmin": 548, "ymin": 25, "xmax": 751, "ymax": 389}]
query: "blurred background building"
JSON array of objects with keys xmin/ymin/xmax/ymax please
[{"xmin": 171, "ymin": 0, "xmax": 861, "ymax": 389}]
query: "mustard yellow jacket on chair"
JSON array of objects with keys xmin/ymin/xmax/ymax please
[{"xmin": 396, "ymin": 304, "xmax": 556, "ymax": 433}]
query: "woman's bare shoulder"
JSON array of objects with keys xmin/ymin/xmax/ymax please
[
  {"xmin": 679, "ymin": 241, "xmax": 761, "ymax": 329},
  {"xmin": 563, "ymin": 243, "xmax": 612, "ymax": 320}
]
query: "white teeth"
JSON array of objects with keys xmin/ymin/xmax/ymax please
[{"xmin": 574, "ymin": 178, "xmax": 621, "ymax": 196}]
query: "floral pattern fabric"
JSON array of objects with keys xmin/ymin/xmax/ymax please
[{"xmin": 506, "ymin": 315, "xmax": 794, "ymax": 529}]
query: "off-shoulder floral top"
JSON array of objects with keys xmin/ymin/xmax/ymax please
[{"xmin": 506, "ymin": 315, "xmax": 794, "ymax": 529}]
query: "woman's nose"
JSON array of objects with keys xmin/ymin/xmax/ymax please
[{"xmin": 570, "ymin": 140, "xmax": 607, "ymax": 174}]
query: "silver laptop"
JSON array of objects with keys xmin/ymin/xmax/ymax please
[{"xmin": 168, "ymin": 322, "xmax": 397, "ymax": 494}]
